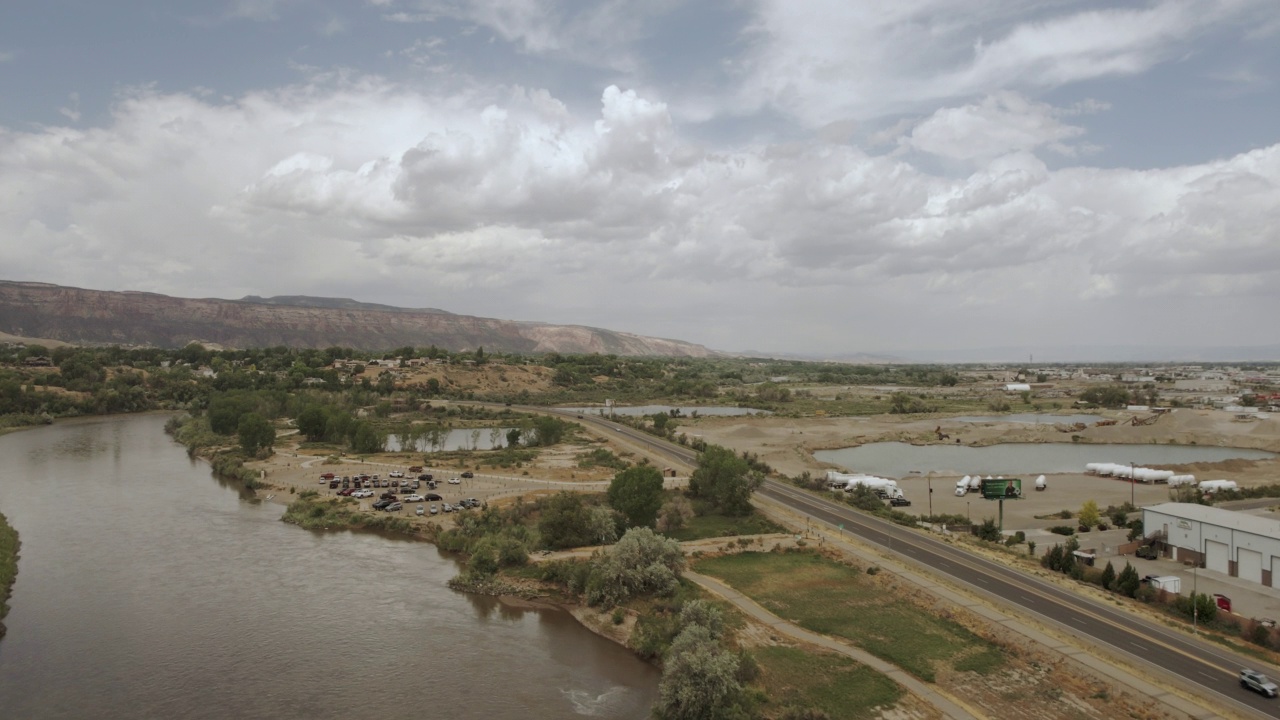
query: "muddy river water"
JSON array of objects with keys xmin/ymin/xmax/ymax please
[{"xmin": 0, "ymin": 414, "xmax": 658, "ymax": 719}]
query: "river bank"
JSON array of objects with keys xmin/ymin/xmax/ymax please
[{"xmin": 0, "ymin": 512, "xmax": 18, "ymax": 640}]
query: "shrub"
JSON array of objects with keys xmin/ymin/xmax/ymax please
[{"xmin": 1048, "ymin": 526, "xmax": 1075, "ymax": 536}]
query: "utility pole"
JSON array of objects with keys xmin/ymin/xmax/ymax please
[
  {"xmin": 927, "ymin": 472, "xmax": 933, "ymax": 519},
  {"xmin": 1130, "ymin": 461, "xmax": 1135, "ymax": 508}
]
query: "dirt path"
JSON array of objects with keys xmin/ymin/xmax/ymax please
[{"xmin": 685, "ymin": 570, "xmax": 973, "ymax": 720}]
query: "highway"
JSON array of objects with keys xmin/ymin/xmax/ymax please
[{"xmin": 532, "ymin": 406, "xmax": 1280, "ymax": 718}]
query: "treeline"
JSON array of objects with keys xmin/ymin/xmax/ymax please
[{"xmin": 0, "ymin": 511, "xmax": 18, "ymax": 641}]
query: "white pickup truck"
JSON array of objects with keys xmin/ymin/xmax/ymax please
[{"xmin": 1240, "ymin": 669, "xmax": 1278, "ymax": 697}]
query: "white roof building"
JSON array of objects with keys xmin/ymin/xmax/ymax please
[{"xmin": 1142, "ymin": 503, "xmax": 1280, "ymax": 589}]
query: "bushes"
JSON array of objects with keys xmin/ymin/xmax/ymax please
[
  {"xmin": 1047, "ymin": 526, "xmax": 1075, "ymax": 536},
  {"xmin": 584, "ymin": 528, "xmax": 685, "ymax": 607}
]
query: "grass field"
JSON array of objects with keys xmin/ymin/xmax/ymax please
[
  {"xmin": 694, "ymin": 550, "xmax": 1004, "ymax": 682},
  {"xmin": 753, "ymin": 645, "xmax": 903, "ymax": 719},
  {"xmin": 663, "ymin": 510, "xmax": 786, "ymax": 542}
]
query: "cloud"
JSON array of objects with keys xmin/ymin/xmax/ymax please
[
  {"xmin": 227, "ymin": 0, "xmax": 294, "ymax": 22},
  {"xmin": 734, "ymin": 0, "xmax": 1267, "ymax": 126},
  {"xmin": 904, "ymin": 92, "xmax": 1091, "ymax": 161},
  {"xmin": 0, "ymin": 74, "xmax": 1276, "ymax": 352}
]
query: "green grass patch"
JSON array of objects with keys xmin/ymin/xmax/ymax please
[
  {"xmin": 694, "ymin": 550, "xmax": 1004, "ymax": 682},
  {"xmin": 0, "ymin": 511, "xmax": 19, "ymax": 640},
  {"xmin": 754, "ymin": 645, "xmax": 902, "ymax": 719},
  {"xmin": 663, "ymin": 510, "xmax": 785, "ymax": 542},
  {"xmin": 282, "ymin": 492, "xmax": 417, "ymax": 536}
]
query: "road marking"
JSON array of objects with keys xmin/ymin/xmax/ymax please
[{"xmin": 1198, "ymin": 671, "xmax": 1217, "ymax": 680}]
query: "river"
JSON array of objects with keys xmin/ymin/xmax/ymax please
[{"xmin": 0, "ymin": 414, "xmax": 658, "ymax": 719}]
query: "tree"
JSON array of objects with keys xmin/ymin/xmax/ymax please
[
  {"xmin": 689, "ymin": 445, "xmax": 762, "ymax": 516},
  {"xmin": 537, "ymin": 492, "xmax": 595, "ymax": 550},
  {"xmin": 585, "ymin": 527, "xmax": 684, "ymax": 606},
  {"xmin": 1099, "ymin": 561, "xmax": 1116, "ymax": 590},
  {"xmin": 237, "ymin": 413, "xmax": 275, "ymax": 455},
  {"xmin": 1115, "ymin": 562, "xmax": 1141, "ymax": 597},
  {"xmin": 587, "ymin": 506, "xmax": 619, "ymax": 546},
  {"xmin": 655, "ymin": 625, "xmax": 744, "ymax": 720},
  {"xmin": 608, "ymin": 466, "xmax": 665, "ymax": 528},
  {"xmin": 506, "ymin": 428, "xmax": 522, "ymax": 447},
  {"xmin": 350, "ymin": 421, "xmax": 384, "ymax": 454},
  {"xmin": 656, "ymin": 496, "xmax": 695, "ymax": 533},
  {"xmin": 1078, "ymin": 500, "xmax": 1100, "ymax": 529},
  {"xmin": 529, "ymin": 416, "xmax": 571, "ymax": 447},
  {"xmin": 297, "ymin": 406, "xmax": 329, "ymax": 441}
]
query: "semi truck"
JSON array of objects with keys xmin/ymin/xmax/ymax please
[{"xmin": 826, "ymin": 471, "xmax": 906, "ymax": 500}]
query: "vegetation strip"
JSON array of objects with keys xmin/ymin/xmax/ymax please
[
  {"xmin": 0, "ymin": 511, "xmax": 19, "ymax": 640},
  {"xmin": 693, "ymin": 549, "xmax": 1005, "ymax": 682}
]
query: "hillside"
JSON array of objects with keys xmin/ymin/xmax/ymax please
[{"xmin": 0, "ymin": 281, "xmax": 717, "ymax": 357}]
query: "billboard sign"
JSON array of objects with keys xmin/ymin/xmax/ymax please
[{"xmin": 981, "ymin": 478, "xmax": 1022, "ymax": 500}]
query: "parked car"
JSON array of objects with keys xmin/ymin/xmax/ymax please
[
  {"xmin": 352, "ymin": 489, "xmax": 374, "ymax": 498},
  {"xmin": 889, "ymin": 496, "xmax": 911, "ymax": 507},
  {"xmin": 412, "ymin": 480, "xmax": 421, "ymax": 489},
  {"xmin": 466, "ymin": 498, "xmax": 479, "ymax": 507},
  {"xmin": 372, "ymin": 499, "xmax": 393, "ymax": 510},
  {"xmin": 385, "ymin": 502, "xmax": 403, "ymax": 512},
  {"xmin": 389, "ymin": 471, "xmax": 404, "ymax": 478},
  {"xmin": 425, "ymin": 493, "xmax": 443, "ymax": 501},
  {"xmin": 461, "ymin": 471, "xmax": 474, "ymax": 478},
  {"xmin": 429, "ymin": 505, "xmax": 439, "ymax": 515},
  {"xmin": 416, "ymin": 505, "xmax": 425, "ymax": 516},
  {"xmin": 1135, "ymin": 545, "xmax": 1158, "ymax": 560},
  {"xmin": 442, "ymin": 503, "xmax": 453, "ymax": 513},
  {"xmin": 1241, "ymin": 669, "xmax": 1278, "ymax": 697},
  {"xmin": 404, "ymin": 494, "xmax": 425, "ymax": 503},
  {"xmin": 391, "ymin": 479, "xmax": 400, "ymax": 488},
  {"xmin": 380, "ymin": 492, "xmax": 397, "ymax": 501},
  {"xmin": 408, "ymin": 466, "xmax": 423, "ymax": 473},
  {"xmin": 448, "ymin": 478, "xmax": 461, "ymax": 485}
]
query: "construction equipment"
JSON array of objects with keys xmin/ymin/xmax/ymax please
[
  {"xmin": 1094, "ymin": 419, "xmax": 1117, "ymax": 427},
  {"xmin": 1130, "ymin": 414, "xmax": 1160, "ymax": 426}
]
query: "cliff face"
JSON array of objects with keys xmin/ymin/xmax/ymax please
[{"xmin": 0, "ymin": 281, "xmax": 717, "ymax": 357}]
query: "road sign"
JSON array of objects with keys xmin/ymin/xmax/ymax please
[{"xmin": 981, "ymin": 478, "xmax": 1022, "ymax": 500}]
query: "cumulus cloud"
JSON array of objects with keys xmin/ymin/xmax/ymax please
[
  {"xmin": 736, "ymin": 0, "xmax": 1268, "ymax": 125},
  {"xmin": 904, "ymin": 92, "xmax": 1091, "ymax": 161},
  {"xmin": 1, "ymin": 73, "xmax": 1277, "ymax": 352}
]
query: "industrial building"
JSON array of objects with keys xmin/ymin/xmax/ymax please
[{"xmin": 1142, "ymin": 503, "xmax": 1280, "ymax": 589}]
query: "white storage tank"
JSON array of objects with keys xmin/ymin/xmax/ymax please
[{"xmin": 1035, "ymin": 475, "xmax": 1047, "ymax": 491}]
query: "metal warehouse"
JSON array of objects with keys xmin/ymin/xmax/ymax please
[{"xmin": 1143, "ymin": 503, "xmax": 1280, "ymax": 588}]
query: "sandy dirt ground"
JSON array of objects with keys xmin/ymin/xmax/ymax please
[{"xmin": 683, "ymin": 408, "xmax": 1280, "ymax": 532}]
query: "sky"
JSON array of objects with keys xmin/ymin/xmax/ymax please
[{"xmin": 2, "ymin": 1, "xmax": 1279, "ymax": 359}]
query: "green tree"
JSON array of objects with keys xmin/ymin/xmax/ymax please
[
  {"xmin": 296, "ymin": 406, "xmax": 329, "ymax": 442},
  {"xmin": 1078, "ymin": 499, "xmax": 1100, "ymax": 529},
  {"xmin": 537, "ymin": 492, "xmax": 595, "ymax": 550},
  {"xmin": 349, "ymin": 421, "xmax": 384, "ymax": 454},
  {"xmin": 506, "ymin": 428, "xmax": 522, "ymax": 447},
  {"xmin": 236, "ymin": 413, "xmax": 275, "ymax": 455},
  {"xmin": 1115, "ymin": 562, "xmax": 1141, "ymax": 597},
  {"xmin": 587, "ymin": 506, "xmax": 619, "ymax": 546},
  {"xmin": 584, "ymin": 527, "xmax": 684, "ymax": 606},
  {"xmin": 656, "ymin": 496, "xmax": 695, "ymax": 533},
  {"xmin": 529, "ymin": 416, "xmax": 571, "ymax": 446},
  {"xmin": 689, "ymin": 445, "xmax": 762, "ymax": 516},
  {"xmin": 1099, "ymin": 561, "xmax": 1116, "ymax": 590},
  {"xmin": 608, "ymin": 465, "xmax": 665, "ymax": 528},
  {"xmin": 655, "ymin": 625, "xmax": 744, "ymax": 720}
]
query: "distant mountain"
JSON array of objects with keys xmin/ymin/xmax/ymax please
[
  {"xmin": 0, "ymin": 281, "xmax": 718, "ymax": 357},
  {"xmin": 239, "ymin": 295, "xmax": 452, "ymax": 315}
]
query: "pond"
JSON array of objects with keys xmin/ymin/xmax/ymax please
[
  {"xmin": 385, "ymin": 427, "xmax": 518, "ymax": 452},
  {"xmin": 814, "ymin": 441, "xmax": 1277, "ymax": 479},
  {"xmin": 559, "ymin": 405, "xmax": 771, "ymax": 417},
  {"xmin": 950, "ymin": 413, "xmax": 1103, "ymax": 425}
]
